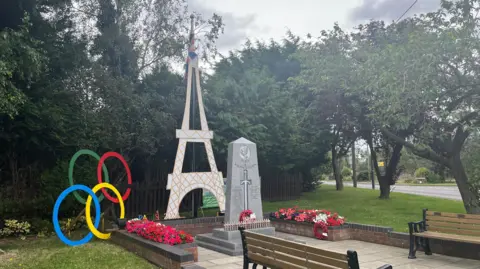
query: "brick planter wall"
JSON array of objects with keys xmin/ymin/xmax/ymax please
[
  {"xmin": 111, "ymin": 230, "xmax": 198, "ymax": 269},
  {"xmin": 160, "ymin": 217, "xmax": 224, "ymax": 236},
  {"xmin": 269, "ymin": 218, "xmax": 480, "ymax": 261}
]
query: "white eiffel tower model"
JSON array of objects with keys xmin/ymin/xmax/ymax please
[{"xmin": 164, "ymin": 16, "xmax": 225, "ymax": 219}]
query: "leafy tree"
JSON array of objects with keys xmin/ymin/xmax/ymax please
[
  {"xmin": 356, "ymin": 1, "xmax": 480, "ymax": 211},
  {"xmin": 292, "ymin": 24, "xmax": 359, "ymax": 191},
  {"xmin": 205, "ymin": 37, "xmax": 331, "ymax": 190},
  {"xmin": 0, "ymin": 16, "xmax": 44, "ymax": 118}
]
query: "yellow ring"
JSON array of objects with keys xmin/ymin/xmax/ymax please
[{"xmin": 85, "ymin": 183, "xmax": 125, "ymax": 240}]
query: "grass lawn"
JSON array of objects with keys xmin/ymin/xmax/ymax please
[
  {"xmin": 263, "ymin": 185, "xmax": 465, "ymax": 232},
  {"xmin": 0, "ymin": 230, "xmax": 156, "ymax": 269}
]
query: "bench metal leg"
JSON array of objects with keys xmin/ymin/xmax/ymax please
[
  {"xmin": 243, "ymin": 259, "xmax": 249, "ymax": 269},
  {"xmin": 252, "ymin": 264, "xmax": 257, "ymax": 269},
  {"xmin": 424, "ymin": 238, "xmax": 432, "ymax": 255},
  {"xmin": 408, "ymin": 223, "xmax": 417, "ymax": 259}
]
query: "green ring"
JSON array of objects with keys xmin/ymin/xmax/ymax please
[{"xmin": 68, "ymin": 149, "xmax": 110, "ymax": 204}]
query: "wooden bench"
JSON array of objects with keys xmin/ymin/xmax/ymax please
[
  {"xmin": 408, "ymin": 208, "xmax": 480, "ymax": 259},
  {"xmin": 238, "ymin": 227, "xmax": 392, "ymax": 269}
]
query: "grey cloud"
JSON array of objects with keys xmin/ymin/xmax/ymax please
[
  {"xmin": 187, "ymin": 1, "xmax": 267, "ymax": 51},
  {"xmin": 349, "ymin": 0, "xmax": 441, "ymax": 23}
]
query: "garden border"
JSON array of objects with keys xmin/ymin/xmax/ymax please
[
  {"xmin": 269, "ymin": 218, "xmax": 480, "ymax": 261},
  {"xmin": 114, "ymin": 214, "xmax": 479, "ymax": 262},
  {"xmin": 111, "ymin": 230, "xmax": 200, "ymax": 269}
]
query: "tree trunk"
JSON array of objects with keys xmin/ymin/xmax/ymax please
[
  {"xmin": 331, "ymin": 147, "xmax": 343, "ymax": 191},
  {"xmin": 384, "ymin": 143, "xmax": 403, "ymax": 185},
  {"xmin": 377, "ymin": 143, "xmax": 403, "ymax": 199},
  {"xmin": 352, "ymin": 143, "xmax": 357, "ymax": 188},
  {"xmin": 366, "ymin": 136, "xmax": 390, "ymax": 198},
  {"xmin": 449, "ymin": 154, "xmax": 480, "ymax": 214}
]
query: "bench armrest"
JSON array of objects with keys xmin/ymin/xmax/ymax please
[
  {"xmin": 408, "ymin": 220, "xmax": 426, "ymax": 234},
  {"xmin": 376, "ymin": 264, "xmax": 392, "ymax": 269}
]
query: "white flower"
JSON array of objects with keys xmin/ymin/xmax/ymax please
[
  {"xmin": 250, "ymin": 213, "xmax": 256, "ymax": 220},
  {"xmin": 314, "ymin": 213, "xmax": 328, "ymax": 223}
]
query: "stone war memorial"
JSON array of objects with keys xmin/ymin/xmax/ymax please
[{"xmin": 196, "ymin": 137, "xmax": 274, "ymax": 255}]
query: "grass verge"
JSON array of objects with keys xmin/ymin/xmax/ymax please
[
  {"xmin": 0, "ymin": 230, "xmax": 156, "ymax": 269},
  {"xmin": 263, "ymin": 185, "xmax": 465, "ymax": 232}
]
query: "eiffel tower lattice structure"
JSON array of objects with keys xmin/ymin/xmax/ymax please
[{"xmin": 164, "ymin": 16, "xmax": 225, "ymax": 219}]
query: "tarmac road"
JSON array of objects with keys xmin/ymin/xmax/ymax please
[{"xmin": 322, "ymin": 181, "xmax": 462, "ymax": 200}]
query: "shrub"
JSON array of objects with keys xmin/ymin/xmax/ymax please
[
  {"xmin": 0, "ymin": 219, "xmax": 31, "ymax": 239},
  {"xmin": 29, "ymin": 218, "xmax": 54, "ymax": 236},
  {"xmin": 341, "ymin": 167, "xmax": 352, "ymax": 178},
  {"xmin": 357, "ymin": 171, "xmax": 369, "ymax": 181},
  {"xmin": 426, "ymin": 173, "xmax": 444, "ymax": 183},
  {"xmin": 415, "ymin": 167, "xmax": 430, "ymax": 178}
]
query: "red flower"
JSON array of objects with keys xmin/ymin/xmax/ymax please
[
  {"xmin": 125, "ymin": 219, "xmax": 193, "ymax": 245},
  {"xmin": 239, "ymin": 209, "xmax": 255, "ymax": 222}
]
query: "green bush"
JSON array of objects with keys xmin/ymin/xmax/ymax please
[
  {"xmin": 0, "ymin": 219, "xmax": 31, "ymax": 239},
  {"xmin": 357, "ymin": 171, "xmax": 369, "ymax": 181},
  {"xmin": 29, "ymin": 218, "xmax": 54, "ymax": 235},
  {"xmin": 341, "ymin": 167, "xmax": 352, "ymax": 178},
  {"xmin": 415, "ymin": 167, "xmax": 430, "ymax": 178},
  {"xmin": 426, "ymin": 173, "xmax": 444, "ymax": 183}
]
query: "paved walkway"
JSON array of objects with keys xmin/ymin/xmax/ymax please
[
  {"xmin": 194, "ymin": 232, "xmax": 480, "ymax": 269},
  {"xmin": 323, "ymin": 181, "xmax": 461, "ymax": 200}
]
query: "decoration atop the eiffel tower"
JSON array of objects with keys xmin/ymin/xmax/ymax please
[{"xmin": 164, "ymin": 15, "xmax": 226, "ymax": 220}]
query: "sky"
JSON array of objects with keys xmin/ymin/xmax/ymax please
[{"xmin": 187, "ymin": 0, "xmax": 443, "ymax": 55}]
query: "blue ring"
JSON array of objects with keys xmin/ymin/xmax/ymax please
[{"xmin": 52, "ymin": 184, "xmax": 101, "ymax": 246}]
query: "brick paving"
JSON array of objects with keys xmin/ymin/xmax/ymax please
[{"xmin": 194, "ymin": 232, "xmax": 480, "ymax": 269}]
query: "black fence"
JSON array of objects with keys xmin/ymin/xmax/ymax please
[{"xmin": 113, "ymin": 170, "xmax": 303, "ymax": 219}]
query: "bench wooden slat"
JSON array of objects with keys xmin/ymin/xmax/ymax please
[
  {"xmin": 272, "ymin": 243, "xmax": 305, "ymax": 257},
  {"xmin": 303, "ymin": 244, "xmax": 347, "ymax": 262},
  {"xmin": 428, "ymin": 220, "xmax": 480, "ymax": 230},
  {"xmin": 248, "ymin": 245, "xmax": 274, "ymax": 257},
  {"xmin": 427, "ymin": 226, "xmax": 480, "ymax": 236},
  {"xmin": 246, "ymin": 237, "xmax": 273, "ymax": 250},
  {"xmin": 426, "ymin": 211, "xmax": 480, "ymax": 220},
  {"xmin": 272, "ymin": 244, "xmax": 348, "ymax": 269},
  {"xmin": 307, "ymin": 252, "xmax": 349, "ymax": 269},
  {"xmin": 245, "ymin": 231, "xmax": 347, "ymax": 261},
  {"xmin": 249, "ymin": 252, "xmax": 306, "ymax": 269},
  {"xmin": 306, "ymin": 260, "xmax": 342, "ymax": 269},
  {"xmin": 414, "ymin": 231, "xmax": 480, "ymax": 244},
  {"xmin": 427, "ymin": 215, "xmax": 480, "ymax": 225},
  {"xmin": 274, "ymin": 251, "xmax": 308, "ymax": 268}
]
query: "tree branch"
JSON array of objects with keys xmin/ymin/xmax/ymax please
[{"xmin": 380, "ymin": 127, "xmax": 450, "ymax": 166}]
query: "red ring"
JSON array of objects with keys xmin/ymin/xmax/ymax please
[{"xmin": 97, "ymin": 152, "xmax": 132, "ymax": 203}]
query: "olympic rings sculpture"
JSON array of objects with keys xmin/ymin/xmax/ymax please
[{"xmin": 53, "ymin": 150, "xmax": 131, "ymax": 246}]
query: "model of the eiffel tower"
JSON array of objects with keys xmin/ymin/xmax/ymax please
[{"xmin": 164, "ymin": 15, "xmax": 226, "ymax": 220}]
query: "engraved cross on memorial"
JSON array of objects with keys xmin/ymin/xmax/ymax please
[{"xmin": 235, "ymin": 146, "xmax": 256, "ymax": 210}]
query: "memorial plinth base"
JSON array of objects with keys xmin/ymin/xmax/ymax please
[{"xmin": 195, "ymin": 227, "xmax": 275, "ymax": 256}]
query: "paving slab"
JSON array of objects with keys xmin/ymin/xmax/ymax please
[{"xmin": 194, "ymin": 231, "xmax": 480, "ymax": 268}]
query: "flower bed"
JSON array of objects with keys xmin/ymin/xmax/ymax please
[
  {"xmin": 112, "ymin": 219, "xmax": 198, "ymax": 268},
  {"xmin": 126, "ymin": 219, "xmax": 193, "ymax": 245},
  {"xmin": 270, "ymin": 207, "xmax": 345, "ymax": 240}
]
